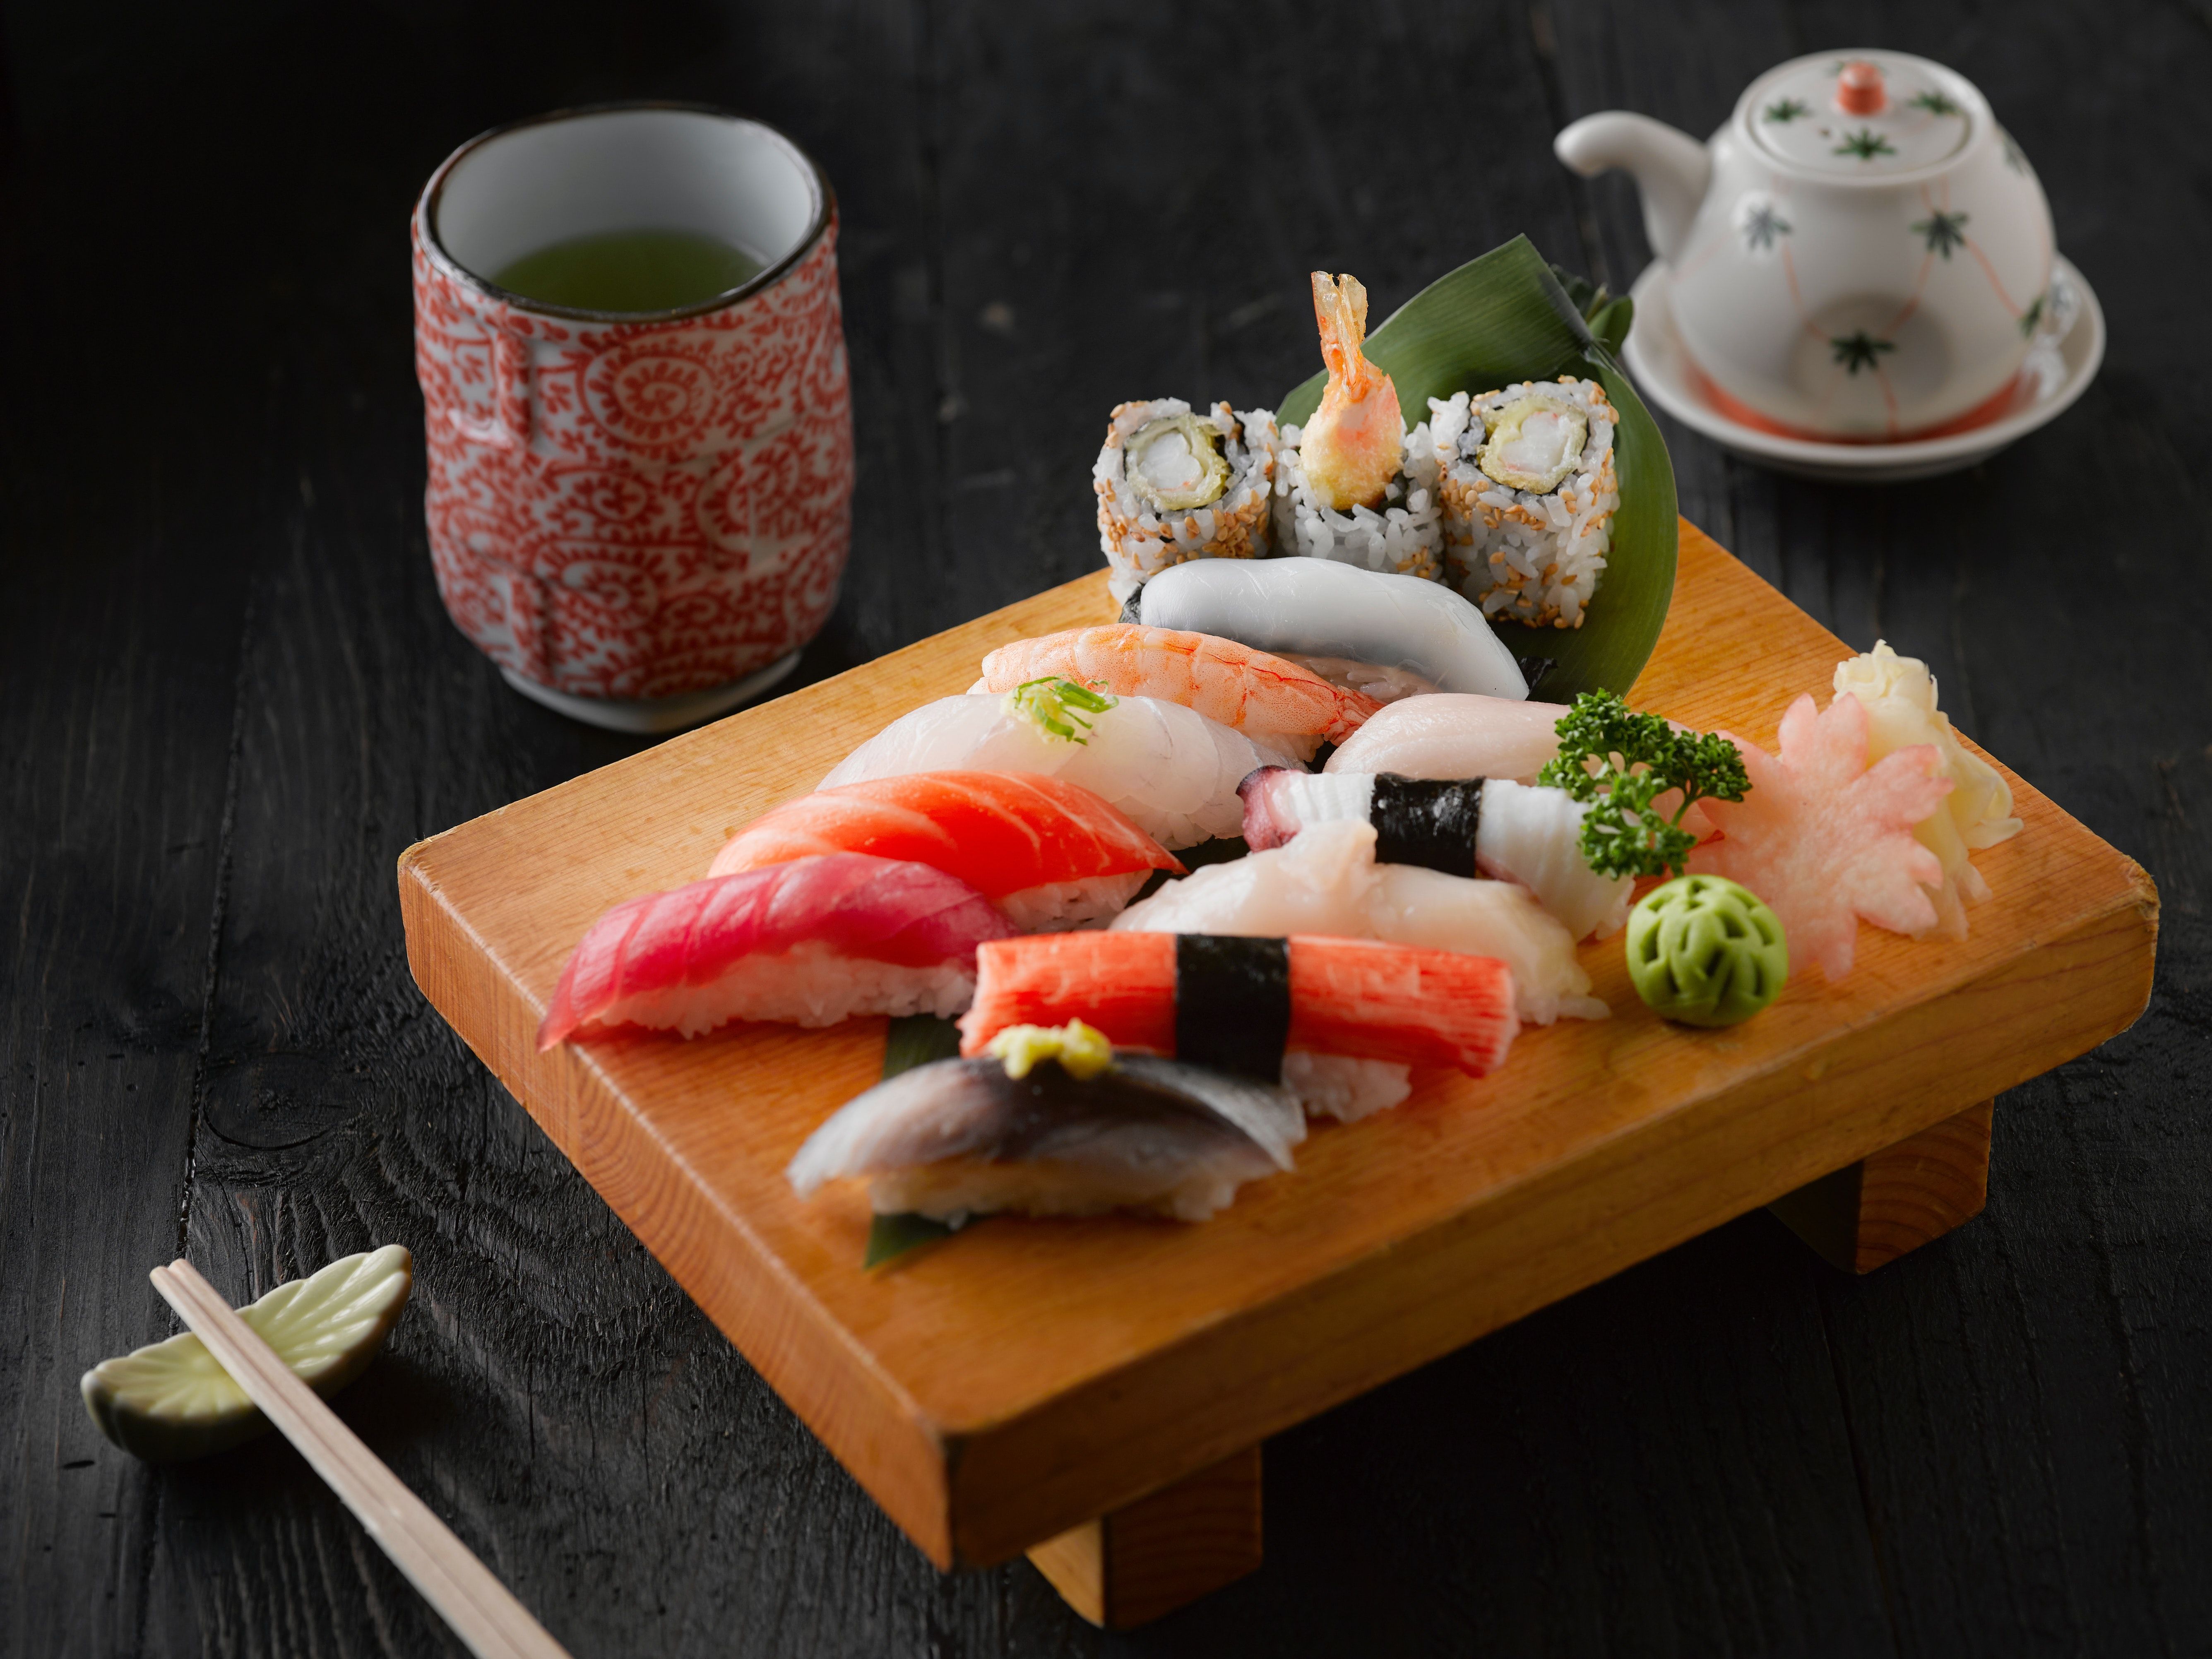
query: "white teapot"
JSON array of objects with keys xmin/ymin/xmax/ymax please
[{"xmin": 1556, "ymin": 50, "xmax": 2053, "ymax": 440}]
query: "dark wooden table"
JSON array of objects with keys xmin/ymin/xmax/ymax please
[{"xmin": 5, "ymin": 3, "xmax": 2206, "ymax": 1653}]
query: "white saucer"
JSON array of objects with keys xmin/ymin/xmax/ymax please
[
  {"xmin": 1621, "ymin": 254, "xmax": 2104, "ymax": 483},
  {"xmin": 500, "ymin": 650, "xmax": 802, "ymax": 734}
]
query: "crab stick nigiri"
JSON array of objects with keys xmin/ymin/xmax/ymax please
[
  {"xmin": 538, "ymin": 854, "xmax": 1019, "ymax": 1047},
  {"xmin": 959, "ymin": 931, "xmax": 1519, "ymax": 1083},
  {"xmin": 708, "ymin": 771, "xmax": 1183, "ymax": 933}
]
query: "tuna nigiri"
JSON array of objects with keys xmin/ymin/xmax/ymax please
[
  {"xmin": 786, "ymin": 1042, "xmax": 1304, "ymax": 1222},
  {"xmin": 708, "ymin": 771, "xmax": 1183, "ymax": 932},
  {"xmin": 1112, "ymin": 820, "xmax": 1608, "ymax": 1024},
  {"xmin": 538, "ymin": 854, "xmax": 1019, "ymax": 1046},
  {"xmin": 822, "ymin": 679, "xmax": 1299, "ymax": 850},
  {"xmin": 958, "ymin": 931, "xmax": 1518, "ymax": 1120},
  {"xmin": 1240, "ymin": 767, "xmax": 1633, "ymax": 940},
  {"xmin": 1325, "ymin": 692, "xmax": 1570, "ymax": 782},
  {"xmin": 976, "ymin": 625, "xmax": 1379, "ymax": 762}
]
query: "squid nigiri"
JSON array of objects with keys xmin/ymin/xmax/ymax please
[
  {"xmin": 1239, "ymin": 767, "xmax": 1633, "ymax": 940},
  {"xmin": 958, "ymin": 931, "xmax": 1517, "ymax": 1121},
  {"xmin": 708, "ymin": 771, "xmax": 1182, "ymax": 932},
  {"xmin": 537, "ymin": 854, "xmax": 1019, "ymax": 1046},
  {"xmin": 1325, "ymin": 692, "xmax": 1570, "ymax": 782},
  {"xmin": 786, "ymin": 1037, "xmax": 1304, "ymax": 1222},
  {"xmin": 1111, "ymin": 820, "xmax": 1607, "ymax": 1024},
  {"xmin": 822, "ymin": 678, "xmax": 1299, "ymax": 850},
  {"xmin": 1136, "ymin": 557, "xmax": 1528, "ymax": 702},
  {"xmin": 976, "ymin": 625, "xmax": 1379, "ymax": 762}
]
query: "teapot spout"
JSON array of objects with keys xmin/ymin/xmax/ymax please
[{"xmin": 1553, "ymin": 113, "xmax": 1712, "ymax": 267}]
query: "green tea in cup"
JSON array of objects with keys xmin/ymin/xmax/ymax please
[{"xmin": 490, "ymin": 228, "xmax": 765, "ymax": 314}]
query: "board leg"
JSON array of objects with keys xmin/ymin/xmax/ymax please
[
  {"xmin": 1024, "ymin": 1445, "xmax": 1262, "ymax": 1628},
  {"xmin": 1768, "ymin": 1099, "xmax": 1994, "ymax": 1273}
]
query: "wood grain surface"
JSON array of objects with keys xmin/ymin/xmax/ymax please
[
  {"xmin": 1770, "ymin": 1100, "xmax": 1998, "ymax": 1274},
  {"xmin": 397, "ymin": 522, "xmax": 2154, "ymax": 1572},
  {"xmin": 5, "ymin": 2, "xmax": 2210, "ymax": 1654},
  {"xmin": 1025, "ymin": 1447, "xmax": 1263, "ymax": 1629}
]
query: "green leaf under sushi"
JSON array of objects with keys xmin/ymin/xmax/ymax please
[
  {"xmin": 865, "ymin": 1211, "xmax": 960, "ymax": 1269},
  {"xmin": 866, "ymin": 1016, "xmax": 970, "ymax": 1267},
  {"xmin": 881, "ymin": 1013, "xmax": 964, "ymax": 1079},
  {"xmin": 1276, "ymin": 236, "xmax": 1677, "ymax": 704}
]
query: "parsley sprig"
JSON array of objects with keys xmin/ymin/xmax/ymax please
[{"xmin": 1536, "ymin": 690, "xmax": 1750, "ymax": 879}]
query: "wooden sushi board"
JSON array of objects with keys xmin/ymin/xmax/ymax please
[{"xmin": 398, "ymin": 522, "xmax": 2157, "ymax": 1621}]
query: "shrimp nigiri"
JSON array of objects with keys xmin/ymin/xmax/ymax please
[
  {"xmin": 1301, "ymin": 272, "xmax": 1403, "ymax": 512},
  {"xmin": 708, "ymin": 771, "xmax": 1182, "ymax": 933},
  {"xmin": 977, "ymin": 625, "xmax": 1379, "ymax": 762}
]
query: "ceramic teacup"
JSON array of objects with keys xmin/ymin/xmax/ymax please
[{"xmin": 413, "ymin": 103, "xmax": 854, "ymax": 732}]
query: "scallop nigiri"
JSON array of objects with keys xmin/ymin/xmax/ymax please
[
  {"xmin": 1325, "ymin": 692, "xmax": 1570, "ymax": 782},
  {"xmin": 786, "ymin": 1039, "xmax": 1304, "ymax": 1222},
  {"xmin": 708, "ymin": 771, "xmax": 1183, "ymax": 932},
  {"xmin": 538, "ymin": 854, "xmax": 1019, "ymax": 1045},
  {"xmin": 1240, "ymin": 767, "xmax": 1633, "ymax": 941},
  {"xmin": 977, "ymin": 625, "xmax": 1379, "ymax": 762},
  {"xmin": 822, "ymin": 678, "xmax": 1299, "ymax": 850},
  {"xmin": 1111, "ymin": 819, "xmax": 1606, "ymax": 1024}
]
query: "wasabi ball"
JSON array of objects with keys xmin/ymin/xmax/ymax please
[{"xmin": 1626, "ymin": 875, "xmax": 1787, "ymax": 1027}]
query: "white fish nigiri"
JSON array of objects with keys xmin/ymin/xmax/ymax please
[
  {"xmin": 1239, "ymin": 768, "xmax": 1633, "ymax": 941},
  {"xmin": 824, "ymin": 684, "xmax": 1300, "ymax": 850},
  {"xmin": 1112, "ymin": 820, "xmax": 1606, "ymax": 1024},
  {"xmin": 1137, "ymin": 556, "xmax": 1528, "ymax": 701},
  {"xmin": 1325, "ymin": 692, "xmax": 1570, "ymax": 782},
  {"xmin": 786, "ymin": 1052, "xmax": 1304, "ymax": 1222}
]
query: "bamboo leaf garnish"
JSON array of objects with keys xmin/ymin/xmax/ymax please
[
  {"xmin": 1272, "ymin": 236, "xmax": 1678, "ymax": 703},
  {"xmin": 865, "ymin": 1015, "xmax": 969, "ymax": 1269}
]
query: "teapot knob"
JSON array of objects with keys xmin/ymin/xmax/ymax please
[{"xmin": 1835, "ymin": 60, "xmax": 1888, "ymax": 115}]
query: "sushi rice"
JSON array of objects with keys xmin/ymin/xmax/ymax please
[
  {"xmin": 1094, "ymin": 399, "xmax": 1280, "ymax": 606},
  {"xmin": 593, "ymin": 941, "xmax": 981, "ymax": 1030},
  {"xmin": 1272, "ymin": 418, "xmax": 1445, "ymax": 581},
  {"xmin": 1430, "ymin": 379, "xmax": 1618, "ymax": 630}
]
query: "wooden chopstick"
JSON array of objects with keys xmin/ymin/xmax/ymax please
[{"xmin": 149, "ymin": 1258, "xmax": 572, "ymax": 1659}]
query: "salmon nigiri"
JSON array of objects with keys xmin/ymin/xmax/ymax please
[
  {"xmin": 538, "ymin": 854, "xmax": 1019, "ymax": 1047},
  {"xmin": 707, "ymin": 770, "xmax": 1183, "ymax": 933},
  {"xmin": 977, "ymin": 624, "xmax": 1380, "ymax": 762}
]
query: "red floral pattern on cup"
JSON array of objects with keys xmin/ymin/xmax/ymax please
[{"xmin": 412, "ymin": 214, "xmax": 854, "ymax": 700}]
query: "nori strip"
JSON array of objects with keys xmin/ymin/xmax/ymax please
[
  {"xmin": 868, "ymin": 1015, "xmax": 969, "ymax": 1267},
  {"xmin": 1516, "ymin": 655, "xmax": 1557, "ymax": 695},
  {"xmin": 1117, "ymin": 590, "xmax": 1144, "ymax": 625},
  {"xmin": 1370, "ymin": 774, "xmax": 1482, "ymax": 878},
  {"xmin": 1174, "ymin": 934, "xmax": 1291, "ymax": 1083}
]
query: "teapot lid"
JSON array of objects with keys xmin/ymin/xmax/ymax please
[{"xmin": 1743, "ymin": 50, "xmax": 1985, "ymax": 179}]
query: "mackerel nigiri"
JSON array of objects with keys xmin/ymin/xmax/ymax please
[
  {"xmin": 1240, "ymin": 767, "xmax": 1633, "ymax": 940},
  {"xmin": 708, "ymin": 771, "xmax": 1183, "ymax": 932},
  {"xmin": 822, "ymin": 680, "xmax": 1298, "ymax": 850},
  {"xmin": 1112, "ymin": 820, "xmax": 1608, "ymax": 1025},
  {"xmin": 787, "ymin": 1046, "xmax": 1303, "ymax": 1222},
  {"xmin": 538, "ymin": 854, "xmax": 1018, "ymax": 1046},
  {"xmin": 976, "ymin": 624, "xmax": 1380, "ymax": 762}
]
